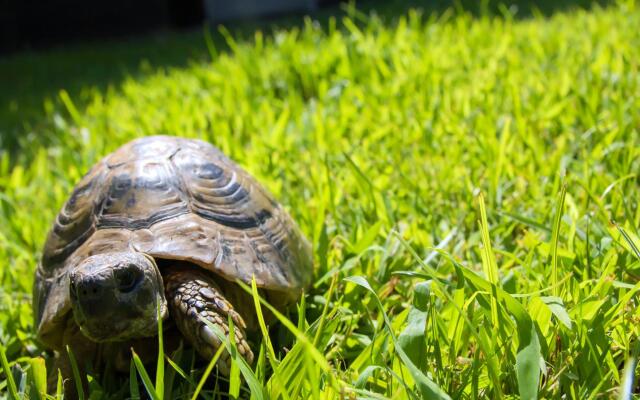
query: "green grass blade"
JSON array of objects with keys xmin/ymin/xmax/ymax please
[
  {"xmin": 165, "ymin": 354, "xmax": 199, "ymax": 389},
  {"xmin": 477, "ymin": 192, "xmax": 499, "ymax": 285},
  {"xmin": 56, "ymin": 370, "xmax": 63, "ymax": 400},
  {"xmin": 313, "ymin": 274, "xmax": 336, "ymax": 348},
  {"xmin": 251, "ymin": 278, "xmax": 278, "ymax": 366},
  {"xmin": 551, "ymin": 184, "xmax": 567, "ymax": 297},
  {"xmin": 65, "ymin": 345, "xmax": 85, "ymax": 400},
  {"xmin": 155, "ymin": 302, "xmax": 165, "ymax": 400},
  {"xmin": 495, "ymin": 210, "xmax": 550, "ymax": 232},
  {"xmin": 190, "ymin": 345, "xmax": 225, "ymax": 400},
  {"xmin": 164, "ymin": 345, "xmax": 206, "ymax": 396},
  {"xmin": 343, "ymin": 151, "xmax": 377, "ymax": 213},
  {"xmin": 476, "ymin": 191, "xmax": 501, "ymax": 330},
  {"xmin": 202, "ymin": 23, "xmax": 218, "ymax": 61},
  {"xmin": 303, "ymin": 349, "xmax": 320, "ymax": 400},
  {"xmin": 297, "ymin": 291, "xmax": 306, "ymax": 333},
  {"xmin": 234, "ymin": 281, "xmax": 333, "ymax": 375},
  {"xmin": 540, "ymin": 296, "xmax": 572, "ymax": 329},
  {"xmin": 392, "ymin": 233, "xmax": 504, "ymax": 393},
  {"xmin": 228, "ymin": 316, "xmax": 241, "ymax": 398},
  {"xmin": 130, "ymin": 359, "xmax": 141, "ymax": 400},
  {"xmin": 131, "ymin": 350, "xmax": 160, "ymax": 400},
  {"xmin": 250, "ymin": 278, "xmax": 292, "ymax": 400},
  {"xmin": 397, "ymin": 281, "xmax": 430, "ymax": 374},
  {"xmin": 449, "ymin": 265, "xmax": 543, "ymax": 400},
  {"xmin": 345, "ymin": 276, "xmax": 451, "ymax": 400},
  {"xmin": 58, "ymin": 89, "xmax": 83, "ymax": 125},
  {"xmin": 612, "ymin": 222, "xmax": 640, "ymax": 261},
  {"xmin": 200, "ymin": 316, "xmax": 268, "ymax": 400},
  {"xmin": 27, "ymin": 357, "xmax": 46, "ymax": 400},
  {"xmin": 268, "ymin": 312, "xmax": 340, "ymax": 399},
  {"xmin": 0, "ymin": 344, "xmax": 19, "ymax": 400}
]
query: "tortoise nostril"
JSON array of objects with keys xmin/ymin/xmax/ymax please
[
  {"xmin": 115, "ymin": 265, "xmax": 142, "ymax": 293},
  {"xmin": 75, "ymin": 278, "xmax": 104, "ymax": 300}
]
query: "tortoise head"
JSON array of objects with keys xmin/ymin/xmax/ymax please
[{"xmin": 69, "ymin": 252, "xmax": 168, "ymax": 342}]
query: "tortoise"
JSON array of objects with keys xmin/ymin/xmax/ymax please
[{"xmin": 33, "ymin": 135, "xmax": 312, "ymax": 386}]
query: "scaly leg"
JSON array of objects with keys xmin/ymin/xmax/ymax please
[{"xmin": 164, "ymin": 266, "xmax": 254, "ymax": 375}]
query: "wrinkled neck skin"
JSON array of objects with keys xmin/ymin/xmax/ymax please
[{"xmin": 68, "ymin": 252, "xmax": 168, "ymax": 343}]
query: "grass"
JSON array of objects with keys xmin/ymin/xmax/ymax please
[{"xmin": 1, "ymin": 0, "xmax": 640, "ymax": 398}]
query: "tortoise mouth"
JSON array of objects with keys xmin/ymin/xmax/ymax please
[
  {"xmin": 71, "ymin": 289, "xmax": 165, "ymax": 342},
  {"xmin": 73, "ymin": 293, "xmax": 164, "ymax": 342},
  {"xmin": 77, "ymin": 317, "xmax": 159, "ymax": 342}
]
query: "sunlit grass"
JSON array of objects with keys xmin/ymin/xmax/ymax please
[{"xmin": 1, "ymin": 1, "xmax": 640, "ymax": 398}]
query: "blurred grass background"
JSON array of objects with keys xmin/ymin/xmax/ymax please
[
  {"xmin": 0, "ymin": 0, "xmax": 612, "ymax": 152},
  {"xmin": 1, "ymin": 0, "xmax": 639, "ymax": 398}
]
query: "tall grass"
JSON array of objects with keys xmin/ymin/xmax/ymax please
[{"xmin": 1, "ymin": 1, "xmax": 639, "ymax": 398}]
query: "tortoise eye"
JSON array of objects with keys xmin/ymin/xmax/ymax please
[{"xmin": 115, "ymin": 265, "xmax": 141, "ymax": 293}]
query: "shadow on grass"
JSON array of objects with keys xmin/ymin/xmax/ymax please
[{"xmin": 0, "ymin": 0, "xmax": 612, "ymax": 153}]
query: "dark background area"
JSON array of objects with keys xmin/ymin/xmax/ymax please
[
  {"xmin": 1, "ymin": 0, "xmax": 335, "ymax": 53},
  {"xmin": 1, "ymin": 0, "xmax": 611, "ymax": 53}
]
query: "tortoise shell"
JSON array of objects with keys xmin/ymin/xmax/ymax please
[{"xmin": 33, "ymin": 136, "xmax": 312, "ymax": 348}]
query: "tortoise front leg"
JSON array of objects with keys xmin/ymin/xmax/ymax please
[{"xmin": 164, "ymin": 266, "xmax": 254, "ymax": 375}]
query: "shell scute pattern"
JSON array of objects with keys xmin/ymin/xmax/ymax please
[
  {"xmin": 43, "ymin": 165, "xmax": 107, "ymax": 268},
  {"xmin": 98, "ymin": 161, "xmax": 188, "ymax": 229},
  {"xmin": 171, "ymin": 148, "xmax": 264, "ymax": 229}
]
